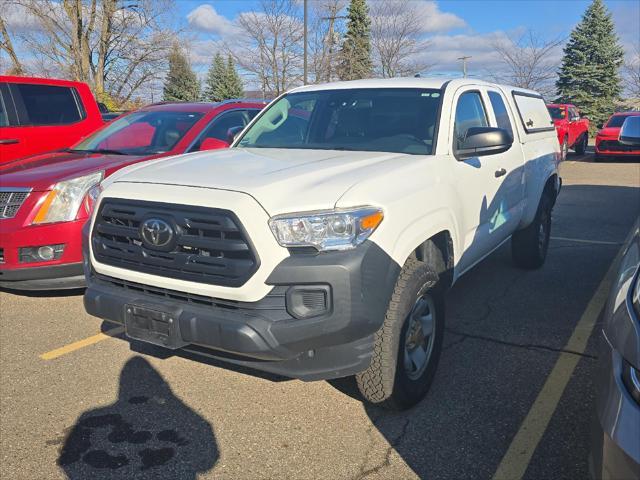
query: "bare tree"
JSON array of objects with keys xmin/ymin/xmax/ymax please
[
  {"xmin": 0, "ymin": 8, "xmax": 24, "ymax": 75},
  {"xmin": 369, "ymin": 0, "xmax": 432, "ymax": 78},
  {"xmin": 490, "ymin": 29, "xmax": 563, "ymax": 98},
  {"xmin": 12, "ymin": 0, "xmax": 176, "ymax": 104},
  {"xmin": 230, "ymin": 0, "xmax": 303, "ymax": 96},
  {"xmin": 308, "ymin": 0, "xmax": 347, "ymax": 83},
  {"xmin": 622, "ymin": 44, "xmax": 640, "ymax": 98}
]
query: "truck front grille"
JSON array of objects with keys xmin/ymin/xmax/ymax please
[
  {"xmin": 0, "ymin": 190, "xmax": 30, "ymax": 219},
  {"xmin": 599, "ymin": 140, "xmax": 638, "ymax": 152},
  {"xmin": 92, "ymin": 199, "xmax": 259, "ymax": 287}
]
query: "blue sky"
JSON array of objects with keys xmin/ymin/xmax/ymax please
[
  {"xmin": 2, "ymin": 0, "xmax": 638, "ymax": 96},
  {"xmin": 178, "ymin": 0, "xmax": 636, "ymax": 38},
  {"xmin": 179, "ymin": 0, "xmax": 639, "ymax": 77}
]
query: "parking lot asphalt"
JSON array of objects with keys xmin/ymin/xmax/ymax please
[{"xmin": 1, "ymin": 151, "xmax": 639, "ymax": 480}]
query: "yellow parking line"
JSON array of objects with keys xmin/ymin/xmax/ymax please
[
  {"xmin": 492, "ymin": 233, "xmax": 629, "ymax": 480},
  {"xmin": 39, "ymin": 326, "xmax": 124, "ymax": 360},
  {"xmin": 550, "ymin": 236, "xmax": 621, "ymax": 246}
]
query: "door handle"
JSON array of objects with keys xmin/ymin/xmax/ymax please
[
  {"xmin": 0, "ymin": 138, "xmax": 19, "ymax": 145},
  {"xmin": 495, "ymin": 168, "xmax": 507, "ymax": 178}
]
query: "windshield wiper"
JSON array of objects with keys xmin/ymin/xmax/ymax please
[{"xmin": 62, "ymin": 148, "xmax": 127, "ymax": 155}]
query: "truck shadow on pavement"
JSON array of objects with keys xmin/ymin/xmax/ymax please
[{"xmin": 56, "ymin": 356, "xmax": 218, "ymax": 479}]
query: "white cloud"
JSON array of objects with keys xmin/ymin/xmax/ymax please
[
  {"xmin": 3, "ymin": 3, "xmax": 45, "ymax": 32},
  {"xmin": 186, "ymin": 4, "xmax": 236, "ymax": 36},
  {"xmin": 418, "ymin": 31, "xmax": 506, "ymax": 73},
  {"xmin": 188, "ymin": 39, "xmax": 227, "ymax": 67},
  {"xmin": 413, "ymin": 1, "xmax": 467, "ymax": 33}
]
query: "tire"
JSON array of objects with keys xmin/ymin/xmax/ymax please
[
  {"xmin": 356, "ymin": 257, "xmax": 444, "ymax": 410},
  {"xmin": 574, "ymin": 134, "xmax": 587, "ymax": 155},
  {"xmin": 511, "ymin": 192, "xmax": 553, "ymax": 269},
  {"xmin": 560, "ymin": 137, "xmax": 568, "ymax": 161}
]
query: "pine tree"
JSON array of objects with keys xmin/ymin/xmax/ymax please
[
  {"xmin": 337, "ymin": 0, "xmax": 372, "ymax": 81},
  {"xmin": 203, "ymin": 53, "xmax": 227, "ymax": 102},
  {"xmin": 224, "ymin": 55, "xmax": 244, "ymax": 99},
  {"xmin": 163, "ymin": 45, "xmax": 200, "ymax": 102},
  {"xmin": 556, "ymin": 0, "xmax": 624, "ymax": 130}
]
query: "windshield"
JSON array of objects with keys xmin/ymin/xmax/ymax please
[
  {"xmin": 73, "ymin": 110, "xmax": 203, "ymax": 155},
  {"xmin": 606, "ymin": 115, "xmax": 636, "ymax": 128},
  {"xmin": 236, "ymin": 88, "xmax": 442, "ymax": 155},
  {"xmin": 547, "ymin": 107, "xmax": 565, "ymax": 120}
]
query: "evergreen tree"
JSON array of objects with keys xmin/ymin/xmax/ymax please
[
  {"xmin": 203, "ymin": 54, "xmax": 243, "ymax": 102},
  {"xmin": 203, "ymin": 53, "xmax": 227, "ymax": 102},
  {"xmin": 556, "ymin": 0, "xmax": 624, "ymax": 129},
  {"xmin": 163, "ymin": 45, "xmax": 200, "ymax": 102},
  {"xmin": 224, "ymin": 55, "xmax": 244, "ymax": 99},
  {"xmin": 337, "ymin": 0, "xmax": 372, "ymax": 81}
]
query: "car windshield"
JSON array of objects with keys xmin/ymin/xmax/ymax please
[
  {"xmin": 236, "ymin": 88, "xmax": 443, "ymax": 155},
  {"xmin": 73, "ymin": 110, "xmax": 203, "ymax": 155},
  {"xmin": 547, "ymin": 107, "xmax": 564, "ymax": 120},
  {"xmin": 606, "ymin": 115, "xmax": 636, "ymax": 128}
]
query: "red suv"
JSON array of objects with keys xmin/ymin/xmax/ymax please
[
  {"xmin": 0, "ymin": 100, "xmax": 265, "ymax": 290},
  {"xmin": 595, "ymin": 112, "xmax": 640, "ymax": 161},
  {"xmin": 0, "ymin": 76, "xmax": 104, "ymax": 163}
]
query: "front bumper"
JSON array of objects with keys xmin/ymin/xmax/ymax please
[
  {"xmin": 590, "ymin": 333, "xmax": 640, "ymax": 479},
  {"xmin": 0, "ymin": 263, "xmax": 85, "ymax": 290},
  {"xmin": 0, "ymin": 215, "xmax": 86, "ymax": 290},
  {"xmin": 595, "ymin": 138, "xmax": 640, "ymax": 157},
  {"xmin": 84, "ymin": 240, "xmax": 400, "ymax": 381}
]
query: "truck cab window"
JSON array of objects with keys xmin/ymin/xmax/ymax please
[
  {"xmin": 15, "ymin": 84, "xmax": 83, "ymax": 125},
  {"xmin": 488, "ymin": 91, "xmax": 513, "ymax": 140},
  {"xmin": 454, "ymin": 91, "xmax": 488, "ymax": 150}
]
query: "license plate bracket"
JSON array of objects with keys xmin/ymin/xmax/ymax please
[{"xmin": 124, "ymin": 304, "xmax": 186, "ymax": 349}]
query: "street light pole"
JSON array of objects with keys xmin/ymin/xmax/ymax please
[
  {"xmin": 457, "ymin": 55, "xmax": 471, "ymax": 78},
  {"xmin": 303, "ymin": 0, "xmax": 308, "ymax": 85}
]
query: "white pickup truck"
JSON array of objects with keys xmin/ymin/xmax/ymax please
[{"xmin": 83, "ymin": 78, "xmax": 560, "ymax": 410}]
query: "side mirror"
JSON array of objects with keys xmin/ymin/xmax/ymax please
[
  {"xmin": 457, "ymin": 127, "xmax": 513, "ymax": 160},
  {"xmin": 619, "ymin": 116, "xmax": 640, "ymax": 146},
  {"xmin": 227, "ymin": 125, "xmax": 244, "ymax": 144},
  {"xmin": 200, "ymin": 137, "xmax": 229, "ymax": 151},
  {"xmin": 570, "ymin": 115, "xmax": 580, "ymax": 122}
]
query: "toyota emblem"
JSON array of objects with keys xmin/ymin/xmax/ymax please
[{"xmin": 140, "ymin": 218, "xmax": 174, "ymax": 249}]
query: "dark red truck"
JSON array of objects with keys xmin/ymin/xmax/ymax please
[{"xmin": 547, "ymin": 103, "xmax": 590, "ymax": 160}]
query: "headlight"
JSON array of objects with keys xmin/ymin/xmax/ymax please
[
  {"xmin": 32, "ymin": 171, "xmax": 104, "ymax": 224},
  {"xmin": 83, "ymin": 182, "xmax": 103, "ymax": 217},
  {"xmin": 269, "ymin": 207, "xmax": 383, "ymax": 251}
]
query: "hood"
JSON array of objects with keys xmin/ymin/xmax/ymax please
[
  {"xmin": 111, "ymin": 148, "xmax": 417, "ymax": 215},
  {"xmin": 0, "ymin": 151, "xmax": 148, "ymax": 191},
  {"xmin": 597, "ymin": 126, "xmax": 621, "ymax": 138}
]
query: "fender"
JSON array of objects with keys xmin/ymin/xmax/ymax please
[{"xmin": 518, "ymin": 150, "xmax": 560, "ymax": 229}]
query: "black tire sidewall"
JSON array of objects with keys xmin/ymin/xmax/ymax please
[{"xmin": 391, "ymin": 270, "xmax": 445, "ymax": 409}]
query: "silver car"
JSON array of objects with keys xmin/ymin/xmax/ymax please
[{"xmin": 590, "ymin": 116, "xmax": 640, "ymax": 480}]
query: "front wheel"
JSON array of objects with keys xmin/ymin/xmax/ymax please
[
  {"xmin": 511, "ymin": 193, "xmax": 552, "ymax": 269},
  {"xmin": 356, "ymin": 258, "xmax": 444, "ymax": 410}
]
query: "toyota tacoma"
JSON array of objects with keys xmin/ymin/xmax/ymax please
[{"xmin": 83, "ymin": 78, "xmax": 561, "ymax": 409}]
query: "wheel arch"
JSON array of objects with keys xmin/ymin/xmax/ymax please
[{"xmin": 413, "ymin": 231, "xmax": 455, "ymax": 291}]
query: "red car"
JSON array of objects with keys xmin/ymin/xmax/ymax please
[
  {"xmin": 0, "ymin": 76, "xmax": 104, "ymax": 163},
  {"xmin": 0, "ymin": 100, "xmax": 265, "ymax": 290},
  {"xmin": 595, "ymin": 112, "xmax": 640, "ymax": 161},
  {"xmin": 547, "ymin": 103, "xmax": 590, "ymax": 160}
]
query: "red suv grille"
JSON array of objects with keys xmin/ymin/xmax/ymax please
[{"xmin": 0, "ymin": 190, "xmax": 30, "ymax": 219}]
